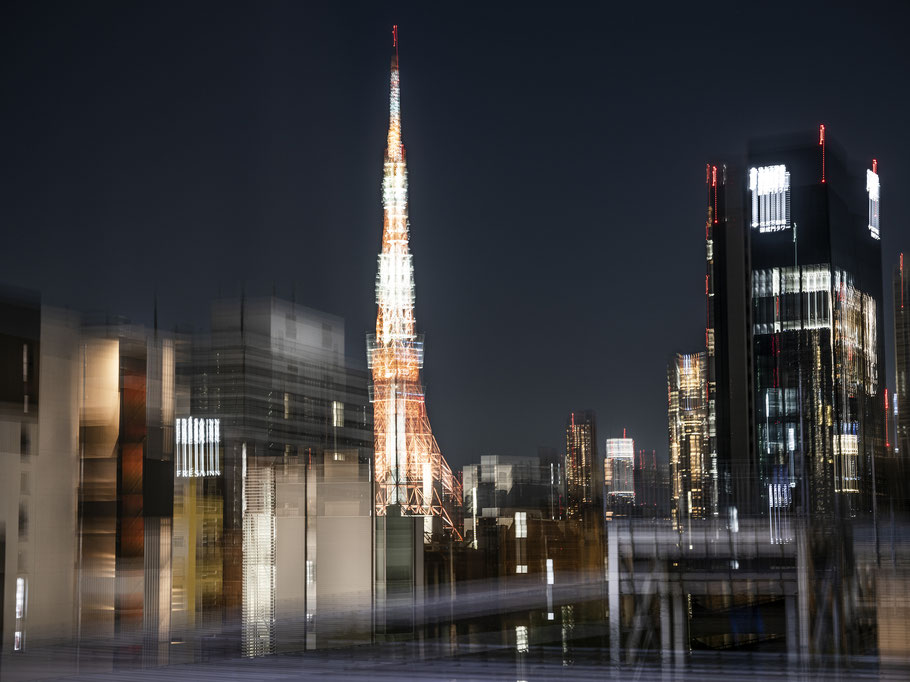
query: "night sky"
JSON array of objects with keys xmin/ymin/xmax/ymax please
[{"xmin": 3, "ymin": 1, "xmax": 909, "ymax": 467}]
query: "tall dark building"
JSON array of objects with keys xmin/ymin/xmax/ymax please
[
  {"xmin": 706, "ymin": 163, "xmax": 754, "ymax": 518},
  {"xmin": 565, "ymin": 410, "xmax": 598, "ymax": 519},
  {"xmin": 896, "ymin": 253, "xmax": 910, "ymax": 462},
  {"xmin": 709, "ymin": 129, "xmax": 885, "ymax": 525}
]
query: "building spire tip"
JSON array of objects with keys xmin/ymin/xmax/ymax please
[{"xmin": 391, "ymin": 24, "xmax": 399, "ymax": 68}]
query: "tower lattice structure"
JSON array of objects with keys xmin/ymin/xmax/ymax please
[{"xmin": 367, "ymin": 29, "xmax": 462, "ymax": 539}]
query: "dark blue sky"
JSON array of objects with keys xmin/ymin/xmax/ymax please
[{"xmin": 2, "ymin": 1, "xmax": 909, "ymax": 466}]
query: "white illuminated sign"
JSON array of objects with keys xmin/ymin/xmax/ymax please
[
  {"xmin": 749, "ymin": 165, "xmax": 791, "ymax": 232},
  {"xmin": 605, "ymin": 438, "xmax": 634, "ymax": 461},
  {"xmin": 175, "ymin": 417, "xmax": 221, "ymax": 478},
  {"xmin": 866, "ymin": 169, "xmax": 880, "ymax": 240}
]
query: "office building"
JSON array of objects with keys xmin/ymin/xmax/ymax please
[
  {"xmin": 186, "ymin": 296, "xmax": 373, "ymax": 655},
  {"xmin": 0, "ymin": 292, "xmax": 80, "ymax": 654},
  {"xmin": 709, "ymin": 129, "xmax": 886, "ymax": 523},
  {"xmin": 667, "ymin": 353, "xmax": 710, "ymax": 524},
  {"xmin": 565, "ymin": 410, "xmax": 598, "ymax": 519},
  {"xmin": 604, "ymin": 437, "xmax": 635, "ymax": 518},
  {"xmin": 77, "ymin": 320, "xmax": 177, "ymax": 666}
]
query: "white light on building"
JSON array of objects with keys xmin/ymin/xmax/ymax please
[
  {"xmin": 514, "ymin": 511, "xmax": 527, "ymax": 538},
  {"xmin": 15, "ymin": 577, "xmax": 26, "ymax": 619},
  {"xmin": 175, "ymin": 417, "xmax": 221, "ymax": 478},
  {"xmin": 749, "ymin": 165, "xmax": 791, "ymax": 232},
  {"xmin": 515, "ymin": 625, "xmax": 529, "ymax": 652},
  {"xmin": 867, "ymin": 168, "xmax": 880, "ymax": 240}
]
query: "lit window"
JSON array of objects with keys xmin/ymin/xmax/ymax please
[
  {"xmin": 546, "ymin": 558, "xmax": 554, "ymax": 585},
  {"xmin": 516, "ymin": 564, "xmax": 527, "ymax": 574},
  {"xmin": 514, "ymin": 511, "xmax": 527, "ymax": 538},
  {"xmin": 15, "ymin": 577, "xmax": 26, "ymax": 619},
  {"xmin": 749, "ymin": 165, "xmax": 791, "ymax": 232},
  {"xmin": 14, "ymin": 631, "xmax": 22, "ymax": 651},
  {"xmin": 306, "ymin": 560, "xmax": 315, "ymax": 584},
  {"xmin": 515, "ymin": 625, "xmax": 529, "ymax": 652},
  {"xmin": 332, "ymin": 401, "xmax": 344, "ymax": 428},
  {"xmin": 284, "ymin": 393, "xmax": 290, "ymax": 420}
]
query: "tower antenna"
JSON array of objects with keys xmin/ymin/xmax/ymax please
[{"xmin": 393, "ymin": 24, "xmax": 398, "ymax": 62}]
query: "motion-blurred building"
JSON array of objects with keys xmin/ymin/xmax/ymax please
[
  {"xmin": 0, "ymin": 292, "xmax": 80, "ymax": 654},
  {"xmin": 185, "ymin": 296, "xmax": 373, "ymax": 655},
  {"xmin": 632, "ymin": 448, "xmax": 670, "ymax": 518},
  {"xmin": 462, "ymin": 454, "xmax": 557, "ymax": 550},
  {"xmin": 895, "ymin": 253, "xmax": 909, "ymax": 462},
  {"xmin": 708, "ymin": 129, "xmax": 886, "ymax": 524},
  {"xmin": 77, "ymin": 319, "xmax": 177, "ymax": 666},
  {"xmin": 565, "ymin": 411, "xmax": 599, "ymax": 519},
  {"xmin": 604, "ymin": 437, "xmax": 634, "ymax": 519},
  {"xmin": 667, "ymin": 352, "xmax": 710, "ymax": 525}
]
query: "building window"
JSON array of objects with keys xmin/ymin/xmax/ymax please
[
  {"xmin": 514, "ymin": 511, "xmax": 527, "ymax": 538},
  {"xmin": 749, "ymin": 164, "xmax": 790, "ymax": 232},
  {"xmin": 332, "ymin": 401, "xmax": 344, "ymax": 428},
  {"xmin": 306, "ymin": 560, "xmax": 315, "ymax": 585},
  {"xmin": 16, "ymin": 577, "xmax": 26, "ymax": 618},
  {"xmin": 516, "ymin": 564, "xmax": 527, "ymax": 574},
  {"xmin": 14, "ymin": 631, "xmax": 23, "ymax": 651},
  {"xmin": 284, "ymin": 392, "xmax": 290, "ymax": 420},
  {"xmin": 515, "ymin": 625, "xmax": 529, "ymax": 652}
]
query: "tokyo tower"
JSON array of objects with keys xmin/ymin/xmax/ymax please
[{"xmin": 367, "ymin": 26, "xmax": 462, "ymax": 539}]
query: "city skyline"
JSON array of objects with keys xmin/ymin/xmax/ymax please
[
  {"xmin": 3, "ymin": 2, "xmax": 910, "ymax": 466},
  {"xmin": 3, "ymin": 3, "xmax": 910, "ymax": 676}
]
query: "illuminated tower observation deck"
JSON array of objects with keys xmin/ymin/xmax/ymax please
[{"xmin": 367, "ymin": 28, "xmax": 462, "ymax": 539}]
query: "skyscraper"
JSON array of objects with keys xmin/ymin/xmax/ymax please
[
  {"xmin": 896, "ymin": 253, "xmax": 910, "ymax": 461},
  {"xmin": 710, "ymin": 129, "xmax": 885, "ymax": 523},
  {"xmin": 604, "ymin": 437, "xmax": 635, "ymax": 518},
  {"xmin": 565, "ymin": 410, "xmax": 598, "ymax": 519},
  {"xmin": 368, "ymin": 28, "xmax": 462, "ymax": 539},
  {"xmin": 667, "ymin": 352, "xmax": 709, "ymax": 524},
  {"xmin": 705, "ymin": 161, "xmax": 755, "ymax": 518}
]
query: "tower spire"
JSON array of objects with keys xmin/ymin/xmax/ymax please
[{"xmin": 368, "ymin": 28, "xmax": 462, "ymax": 540}]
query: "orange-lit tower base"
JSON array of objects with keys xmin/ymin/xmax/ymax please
[{"xmin": 367, "ymin": 27, "xmax": 462, "ymax": 539}]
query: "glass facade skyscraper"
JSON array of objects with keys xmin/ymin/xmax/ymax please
[
  {"xmin": 565, "ymin": 410, "xmax": 598, "ymax": 520},
  {"xmin": 709, "ymin": 130, "xmax": 885, "ymax": 523}
]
